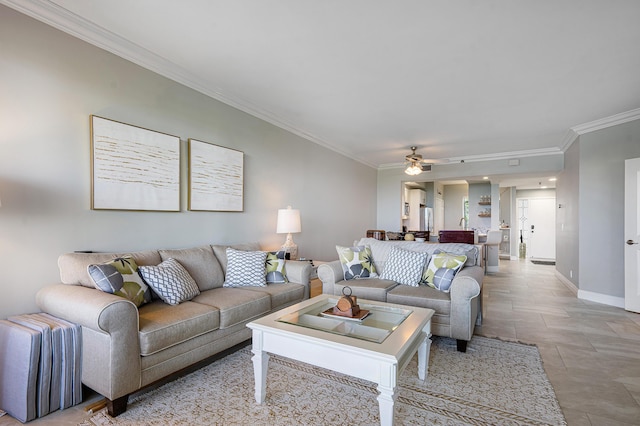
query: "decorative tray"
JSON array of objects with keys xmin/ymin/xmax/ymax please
[{"xmin": 320, "ymin": 308, "xmax": 371, "ymax": 322}]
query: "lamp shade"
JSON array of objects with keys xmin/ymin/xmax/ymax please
[{"xmin": 276, "ymin": 206, "xmax": 301, "ymax": 234}]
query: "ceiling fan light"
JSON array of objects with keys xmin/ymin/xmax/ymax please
[{"xmin": 405, "ymin": 162, "xmax": 422, "ymax": 175}]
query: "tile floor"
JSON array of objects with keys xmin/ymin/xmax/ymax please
[
  {"xmin": 476, "ymin": 258, "xmax": 640, "ymax": 425},
  {"xmin": 2, "ymin": 258, "xmax": 640, "ymax": 425}
]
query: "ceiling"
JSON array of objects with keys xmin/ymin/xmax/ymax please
[{"xmin": 6, "ymin": 0, "xmax": 640, "ymax": 181}]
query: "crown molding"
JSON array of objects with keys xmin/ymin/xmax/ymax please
[
  {"xmin": 559, "ymin": 129, "xmax": 579, "ymax": 152},
  {"xmin": 560, "ymin": 107, "xmax": 640, "ymax": 152},
  {"xmin": 1, "ymin": 0, "xmax": 375, "ymax": 168},
  {"xmin": 572, "ymin": 107, "xmax": 640, "ymax": 135}
]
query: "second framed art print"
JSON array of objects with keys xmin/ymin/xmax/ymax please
[{"xmin": 188, "ymin": 139, "xmax": 244, "ymax": 212}]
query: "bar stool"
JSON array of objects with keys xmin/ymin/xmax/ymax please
[{"xmin": 484, "ymin": 230, "xmax": 502, "ymax": 274}]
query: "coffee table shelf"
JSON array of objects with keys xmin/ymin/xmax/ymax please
[{"xmin": 276, "ymin": 298, "xmax": 412, "ymax": 343}]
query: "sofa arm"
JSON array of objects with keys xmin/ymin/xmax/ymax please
[
  {"xmin": 449, "ymin": 266, "xmax": 483, "ymax": 341},
  {"xmin": 36, "ymin": 284, "xmax": 141, "ymax": 400},
  {"xmin": 317, "ymin": 261, "xmax": 343, "ymax": 294},
  {"xmin": 284, "ymin": 260, "xmax": 313, "ymax": 299}
]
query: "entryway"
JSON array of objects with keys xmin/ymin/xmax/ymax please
[{"xmin": 517, "ymin": 197, "xmax": 556, "ymax": 261}]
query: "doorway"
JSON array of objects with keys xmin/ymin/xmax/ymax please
[{"xmin": 518, "ymin": 197, "xmax": 556, "ymax": 260}]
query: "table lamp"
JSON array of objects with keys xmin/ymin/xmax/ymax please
[{"xmin": 276, "ymin": 206, "xmax": 301, "ymax": 259}]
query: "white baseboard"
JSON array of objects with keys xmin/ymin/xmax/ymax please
[
  {"xmin": 555, "ymin": 271, "xmax": 624, "ymax": 307},
  {"xmin": 555, "ymin": 271, "xmax": 578, "ymax": 295},
  {"xmin": 577, "ymin": 289, "xmax": 625, "ymax": 308}
]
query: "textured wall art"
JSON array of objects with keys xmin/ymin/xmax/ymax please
[
  {"xmin": 91, "ymin": 115, "xmax": 181, "ymax": 211},
  {"xmin": 188, "ymin": 139, "xmax": 244, "ymax": 212}
]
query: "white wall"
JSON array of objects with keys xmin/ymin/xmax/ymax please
[{"xmin": 0, "ymin": 7, "xmax": 377, "ymax": 318}]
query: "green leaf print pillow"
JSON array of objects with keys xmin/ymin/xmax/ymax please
[
  {"xmin": 336, "ymin": 245, "xmax": 378, "ymax": 280},
  {"xmin": 422, "ymin": 251, "xmax": 467, "ymax": 289}
]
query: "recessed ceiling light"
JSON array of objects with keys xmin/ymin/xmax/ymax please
[
  {"xmin": 483, "ymin": 176, "xmax": 489, "ymax": 180},
  {"xmin": 549, "ymin": 177, "xmax": 557, "ymax": 182}
]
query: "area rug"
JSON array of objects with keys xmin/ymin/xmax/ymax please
[
  {"xmin": 531, "ymin": 260, "xmax": 556, "ymax": 266},
  {"xmin": 81, "ymin": 336, "xmax": 566, "ymax": 426}
]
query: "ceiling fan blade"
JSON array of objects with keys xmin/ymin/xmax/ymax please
[
  {"xmin": 421, "ymin": 158, "xmax": 449, "ymax": 164},
  {"xmin": 405, "ymin": 147, "xmax": 449, "ymax": 165}
]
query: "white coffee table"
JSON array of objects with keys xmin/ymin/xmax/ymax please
[{"xmin": 247, "ymin": 294, "xmax": 434, "ymax": 426}]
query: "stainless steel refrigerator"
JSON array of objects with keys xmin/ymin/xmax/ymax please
[{"xmin": 420, "ymin": 207, "xmax": 433, "ymax": 232}]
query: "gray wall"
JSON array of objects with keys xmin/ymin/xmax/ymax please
[
  {"xmin": 556, "ymin": 141, "xmax": 580, "ymax": 287},
  {"xmin": 0, "ymin": 7, "xmax": 377, "ymax": 318},
  {"xmin": 576, "ymin": 119, "xmax": 640, "ymax": 299},
  {"xmin": 468, "ymin": 182, "xmax": 492, "ymax": 232},
  {"xmin": 443, "ymin": 184, "xmax": 468, "ymax": 229}
]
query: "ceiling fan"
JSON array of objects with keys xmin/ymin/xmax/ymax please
[{"xmin": 404, "ymin": 146, "xmax": 448, "ymax": 175}]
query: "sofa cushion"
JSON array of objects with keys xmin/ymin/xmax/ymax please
[
  {"xmin": 139, "ymin": 258, "xmax": 201, "ymax": 305},
  {"xmin": 333, "ymin": 278, "xmax": 397, "ymax": 302},
  {"xmin": 379, "ymin": 247, "xmax": 428, "ymax": 287},
  {"xmin": 336, "ymin": 245, "xmax": 378, "ymax": 280},
  {"xmin": 138, "ymin": 300, "xmax": 220, "ymax": 356},
  {"xmin": 265, "ymin": 251, "xmax": 288, "ymax": 284},
  {"xmin": 191, "ymin": 288, "xmax": 271, "ymax": 329},
  {"xmin": 223, "ymin": 249, "xmax": 267, "ymax": 288},
  {"xmin": 242, "ymin": 283, "xmax": 304, "ymax": 310},
  {"xmin": 211, "ymin": 242, "xmax": 262, "ymax": 274},
  {"xmin": 159, "ymin": 246, "xmax": 224, "ymax": 290},
  {"xmin": 387, "ymin": 284, "xmax": 451, "ymax": 315},
  {"xmin": 87, "ymin": 256, "xmax": 152, "ymax": 307},
  {"xmin": 422, "ymin": 252, "xmax": 467, "ymax": 287}
]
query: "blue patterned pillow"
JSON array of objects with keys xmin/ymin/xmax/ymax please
[
  {"xmin": 138, "ymin": 258, "xmax": 200, "ymax": 305},
  {"xmin": 223, "ymin": 248, "xmax": 268, "ymax": 287},
  {"xmin": 432, "ymin": 267, "xmax": 457, "ymax": 292},
  {"xmin": 88, "ymin": 256, "xmax": 152, "ymax": 307},
  {"xmin": 266, "ymin": 250, "xmax": 288, "ymax": 283},
  {"xmin": 379, "ymin": 247, "xmax": 428, "ymax": 287}
]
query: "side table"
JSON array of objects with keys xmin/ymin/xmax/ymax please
[{"xmin": 300, "ymin": 259, "xmax": 327, "ymax": 298}]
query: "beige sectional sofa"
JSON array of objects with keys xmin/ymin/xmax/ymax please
[
  {"xmin": 318, "ymin": 237, "xmax": 483, "ymax": 352},
  {"xmin": 35, "ymin": 242, "xmax": 312, "ymax": 416}
]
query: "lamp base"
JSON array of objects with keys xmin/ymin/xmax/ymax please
[{"xmin": 281, "ymin": 233, "xmax": 298, "ymax": 260}]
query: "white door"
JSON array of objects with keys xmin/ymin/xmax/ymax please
[
  {"xmin": 520, "ymin": 198, "xmax": 556, "ymax": 260},
  {"xmin": 625, "ymin": 157, "xmax": 640, "ymax": 313}
]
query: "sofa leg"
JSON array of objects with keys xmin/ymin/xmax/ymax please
[
  {"xmin": 456, "ymin": 339, "xmax": 468, "ymax": 353},
  {"xmin": 106, "ymin": 395, "xmax": 128, "ymax": 417}
]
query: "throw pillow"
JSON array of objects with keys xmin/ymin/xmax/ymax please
[
  {"xmin": 266, "ymin": 250, "xmax": 288, "ymax": 284},
  {"xmin": 138, "ymin": 258, "xmax": 200, "ymax": 305},
  {"xmin": 223, "ymin": 248, "xmax": 268, "ymax": 287},
  {"xmin": 432, "ymin": 267, "xmax": 457, "ymax": 292},
  {"xmin": 88, "ymin": 256, "xmax": 152, "ymax": 307},
  {"xmin": 336, "ymin": 245, "xmax": 378, "ymax": 280},
  {"xmin": 379, "ymin": 246, "xmax": 428, "ymax": 287},
  {"xmin": 422, "ymin": 252, "xmax": 467, "ymax": 288}
]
